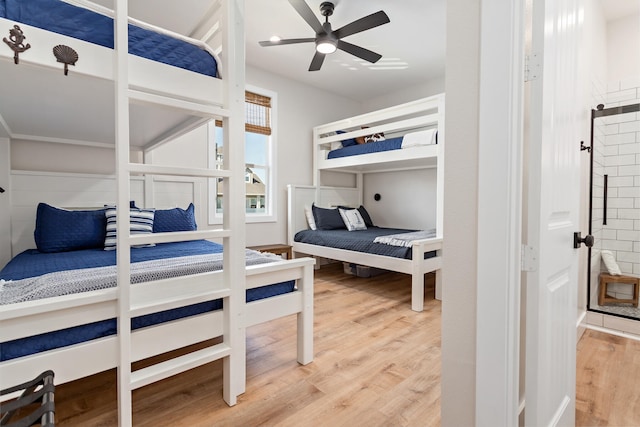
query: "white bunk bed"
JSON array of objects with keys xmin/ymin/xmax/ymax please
[
  {"xmin": 288, "ymin": 94, "xmax": 444, "ymax": 312},
  {"xmin": 0, "ymin": 1, "xmax": 314, "ymax": 424}
]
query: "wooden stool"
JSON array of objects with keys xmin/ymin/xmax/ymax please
[
  {"xmin": 247, "ymin": 243, "xmax": 292, "ymax": 260},
  {"xmin": 598, "ymin": 273, "xmax": 639, "ymax": 307}
]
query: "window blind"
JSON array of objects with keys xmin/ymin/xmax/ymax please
[{"xmin": 215, "ymin": 91, "xmax": 271, "ymax": 135}]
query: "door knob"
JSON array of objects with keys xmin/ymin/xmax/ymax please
[{"xmin": 573, "ymin": 232, "xmax": 594, "ymax": 249}]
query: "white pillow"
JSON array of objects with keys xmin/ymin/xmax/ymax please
[
  {"xmin": 339, "ymin": 208, "xmax": 367, "ymax": 231},
  {"xmin": 304, "ymin": 205, "xmax": 317, "ymax": 230},
  {"xmin": 601, "ymin": 250, "xmax": 621, "ymax": 275}
]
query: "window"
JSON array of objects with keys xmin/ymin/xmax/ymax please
[{"xmin": 209, "ymin": 86, "xmax": 276, "ymax": 223}]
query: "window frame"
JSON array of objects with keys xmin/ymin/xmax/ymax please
[{"xmin": 207, "ymin": 85, "xmax": 277, "ymax": 224}]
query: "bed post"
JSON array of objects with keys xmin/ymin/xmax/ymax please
[
  {"xmin": 411, "ymin": 247, "xmax": 425, "ymax": 312},
  {"xmin": 297, "ymin": 261, "xmax": 314, "ymax": 364},
  {"xmin": 221, "ymin": 0, "xmax": 246, "ymax": 406}
]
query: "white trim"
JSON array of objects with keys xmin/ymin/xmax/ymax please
[
  {"xmin": 475, "ymin": 0, "xmax": 525, "ymax": 425},
  {"xmin": 208, "ymin": 84, "xmax": 278, "ymax": 225}
]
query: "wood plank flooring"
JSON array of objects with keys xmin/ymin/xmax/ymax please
[
  {"xmin": 576, "ymin": 329, "xmax": 640, "ymax": 426},
  {"xmin": 14, "ymin": 263, "xmax": 640, "ymax": 426},
  {"xmin": 51, "ymin": 263, "xmax": 442, "ymax": 426}
]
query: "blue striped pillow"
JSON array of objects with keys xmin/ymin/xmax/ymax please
[{"xmin": 104, "ymin": 206, "xmax": 155, "ymax": 250}]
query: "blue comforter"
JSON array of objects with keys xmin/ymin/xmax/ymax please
[
  {"xmin": 294, "ymin": 227, "xmax": 437, "ymax": 260},
  {"xmin": 0, "ymin": 241, "xmax": 292, "ymax": 361},
  {"xmin": 0, "ymin": 0, "xmax": 218, "ymax": 77},
  {"xmin": 327, "ymin": 137, "xmax": 404, "ymax": 159}
]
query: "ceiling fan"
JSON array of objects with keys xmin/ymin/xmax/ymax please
[{"xmin": 258, "ymin": 0, "xmax": 390, "ymax": 71}]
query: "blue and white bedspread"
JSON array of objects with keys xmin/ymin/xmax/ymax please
[
  {"xmin": 373, "ymin": 229, "xmax": 437, "ymax": 247},
  {"xmin": 0, "ymin": 249, "xmax": 280, "ymax": 305}
]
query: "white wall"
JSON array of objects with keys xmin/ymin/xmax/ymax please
[
  {"xmin": 363, "ymin": 168, "xmax": 437, "ymax": 230},
  {"xmin": 10, "ymin": 139, "xmax": 142, "ymax": 175},
  {"xmin": 441, "ymin": 0, "xmax": 480, "ymax": 425},
  {"xmin": 607, "ymin": 12, "xmax": 640, "ymax": 83},
  {"xmin": 244, "ymin": 66, "xmax": 362, "ymax": 246},
  {"xmin": 362, "ymin": 77, "xmax": 446, "ymax": 111}
]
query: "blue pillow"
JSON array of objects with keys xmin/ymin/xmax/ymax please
[
  {"xmin": 337, "ymin": 130, "xmax": 357, "ymax": 147},
  {"xmin": 153, "ymin": 203, "xmax": 197, "ymax": 233},
  {"xmin": 34, "ymin": 203, "xmax": 107, "ymax": 253},
  {"xmin": 312, "ymin": 204, "xmax": 346, "ymax": 230}
]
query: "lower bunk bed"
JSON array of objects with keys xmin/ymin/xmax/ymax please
[
  {"xmin": 288, "ymin": 185, "xmax": 442, "ymax": 312},
  {"xmin": 0, "ymin": 240, "xmax": 315, "ymax": 404}
]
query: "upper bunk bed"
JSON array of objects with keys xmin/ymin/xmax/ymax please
[
  {"xmin": 0, "ymin": 0, "xmax": 227, "ymax": 149},
  {"xmin": 0, "ymin": 1, "xmax": 315, "ymax": 424},
  {"xmin": 312, "ymin": 93, "xmax": 445, "ymax": 177}
]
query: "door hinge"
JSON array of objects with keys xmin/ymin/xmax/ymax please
[
  {"xmin": 524, "ymin": 53, "xmax": 540, "ymax": 82},
  {"xmin": 521, "ymin": 244, "xmax": 538, "ymax": 272}
]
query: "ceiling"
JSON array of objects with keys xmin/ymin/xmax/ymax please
[
  {"xmin": 93, "ymin": 0, "xmax": 446, "ymax": 103},
  {"xmin": 93, "ymin": 0, "xmax": 637, "ymax": 103},
  {"xmin": 244, "ymin": 0, "xmax": 446, "ymax": 102}
]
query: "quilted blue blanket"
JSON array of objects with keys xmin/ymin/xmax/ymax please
[
  {"xmin": 0, "ymin": 241, "xmax": 292, "ymax": 361},
  {"xmin": 294, "ymin": 227, "xmax": 438, "ymax": 260},
  {"xmin": 0, "ymin": 0, "xmax": 218, "ymax": 77}
]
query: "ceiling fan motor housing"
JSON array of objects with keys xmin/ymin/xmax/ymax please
[{"xmin": 320, "ymin": 2, "xmax": 335, "ymax": 17}]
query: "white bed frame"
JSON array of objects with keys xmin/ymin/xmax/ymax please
[
  {"xmin": 287, "ymin": 94, "xmax": 445, "ymax": 312},
  {"xmin": 0, "ymin": 1, "xmax": 315, "ymax": 425}
]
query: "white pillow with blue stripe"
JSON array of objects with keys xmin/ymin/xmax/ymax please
[
  {"xmin": 104, "ymin": 206, "xmax": 155, "ymax": 250},
  {"xmin": 339, "ymin": 208, "xmax": 367, "ymax": 231}
]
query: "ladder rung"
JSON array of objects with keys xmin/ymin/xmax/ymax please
[
  {"xmin": 129, "ymin": 229, "xmax": 231, "ymax": 246},
  {"xmin": 129, "ymin": 163, "xmax": 230, "ymax": 178},
  {"xmin": 130, "ymin": 287, "xmax": 230, "ymax": 318},
  {"xmin": 130, "ymin": 343, "xmax": 232, "ymax": 390},
  {"xmin": 128, "ymin": 88, "xmax": 231, "ymax": 118}
]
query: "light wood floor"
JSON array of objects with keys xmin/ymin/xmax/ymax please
[
  {"xmin": 50, "ymin": 263, "xmax": 442, "ymax": 426},
  {"xmin": 15, "ymin": 264, "xmax": 640, "ymax": 426},
  {"xmin": 576, "ymin": 329, "xmax": 640, "ymax": 426}
]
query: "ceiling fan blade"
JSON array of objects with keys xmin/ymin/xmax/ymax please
[
  {"xmin": 337, "ymin": 40, "xmax": 382, "ymax": 64},
  {"xmin": 333, "ymin": 11, "xmax": 390, "ymax": 39},
  {"xmin": 289, "ymin": 0, "xmax": 323, "ymax": 34},
  {"xmin": 309, "ymin": 51, "xmax": 326, "ymax": 71},
  {"xmin": 259, "ymin": 38, "xmax": 315, "ymax": 47}
]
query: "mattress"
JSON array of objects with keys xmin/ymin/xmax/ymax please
[
  {"xmin": 0, "ymin": 0, "xmax": 218, "ymax": 77},
  {"xmin": 327, "ymin": 129, "xmax": 438, "ymax": 159},
  {"xmin": 294, "ymin": 227, "xmax": 438, "ymax": 259},
  {"xmin": 327, "ymin": 137, "xmax": 404, "ymax": 159},
  {"xmin": 0, "ymin": 241, "xmax": 293, "ymax": 361}
]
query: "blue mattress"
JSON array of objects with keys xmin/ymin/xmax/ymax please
[
  {"xmin": 0, "ymin": 0, "xmax": 218, "ymax": 77},
  {"xmin": 0, "ymin": 241, "xmax": 293, "ymax": 361},
  {"xmin": 327, "ymin": 137, "xmax": 404, "ymax": 159},
  {"xmin": 294, "ymin": 227, "xmax": 437, "ymax": 260}
]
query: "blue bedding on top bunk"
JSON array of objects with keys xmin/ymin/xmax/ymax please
[
  {"xmin": 0, "ymin": 0, "xmax": 218, "ymax": 77},
  {"xmin": 327, "ymin": 137, "xmax": 404, "ymax": 159},
  {"xmin": 294, "ymin": 227, "xmax": 437, "ymax": 260},
  {"xmin": 0, "ymin": 241, "xmax": 292, "ymax": 361}
]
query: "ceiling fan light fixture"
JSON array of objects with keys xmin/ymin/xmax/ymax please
[{"xmin": 316, "ymin": 39, "xmax": 337, "ymax": 54}]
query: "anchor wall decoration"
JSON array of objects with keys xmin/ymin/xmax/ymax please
[{"xmin": 3, "ymin": 25, "xmax": 30, "ymax": 64}]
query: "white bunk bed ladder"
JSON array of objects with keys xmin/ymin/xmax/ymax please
[{"xmin": 113, "ymin": 1, "xmax": 245, "ymax": 425}]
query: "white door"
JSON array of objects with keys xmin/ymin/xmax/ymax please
[{"xmin": 525, "ymin": 0, "xmax": 582, "ymax": 425}]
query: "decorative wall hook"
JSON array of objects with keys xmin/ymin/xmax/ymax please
[
  {"xmin": 580, "ymin": 141, "xmax": 591, "ymax": 153},
  {"xmin": 53, "ymin": 45, "xmax": 78, "ymax": 76},
  {"xmin": 3, "ymin": 25, "xmax": 31, "ymax": 64}
]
